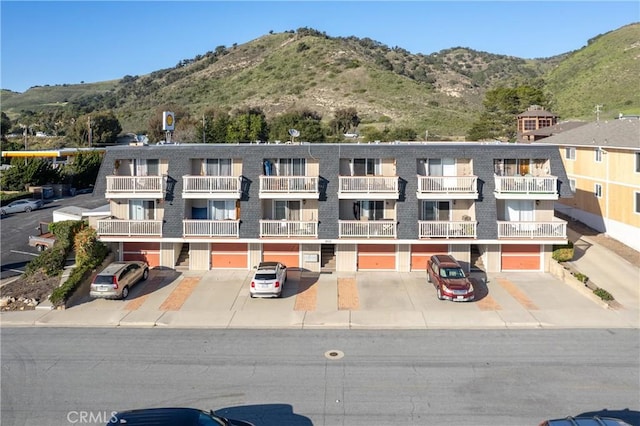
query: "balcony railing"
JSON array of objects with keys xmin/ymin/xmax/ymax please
[
  {"xmin": 182, "ymin": 176, "xmax": 242, "ymax": 198},
  {"xmin": 417, "ymin": 176, "xmax": 478, "ymax": 195},
  {"xmin": 106, "ymin": 176, "xmax": 164, "ymax": 196},
  {"xmin": 97, "ymin": 219, "xmax": 163, "ymax": 236},
  {"xmin": 260, "ymin": 220, "xmax": 318, "ymax": 238},
  {"xmin": 183, "ymin": 219, "xmax": 239, "ymax": 237},
  {"xmin": 419, "ymin": 221, "xmax": 477, "ymax": 239},
  {"xmin": 338, "ymin": 176, "xmax": 398, "ymax": 197},
  {"xmin": 497, "ymin": 220, "xmax": 567, "ymax": 239},
  {"xmin": 339, "ymin": 220, "xmax": 397, "ymax": 238},
  {"xmin": 494, "ymin": 175, "xmax": 558, "ymax": 197},
  {"xmin": 259, "ymin": 176, "xmax": 319, "ymax": 196}
]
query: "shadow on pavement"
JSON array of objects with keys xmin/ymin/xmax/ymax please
[{"xmin": 215, "ymin": 404, "xmax": 312, "ymax": 426}]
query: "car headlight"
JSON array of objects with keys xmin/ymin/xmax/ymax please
[{"xmin": 441, "ymin": 284, "xmax": 451, "ymax": 293}]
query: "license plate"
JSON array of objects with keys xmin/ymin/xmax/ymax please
[
  {"xmin": 260, "ymin": 284, "xmax": 270, "ymax": 289},
  {"xmin": 99, "ymin": 286, "xmax": 110, "ymax": 292}
]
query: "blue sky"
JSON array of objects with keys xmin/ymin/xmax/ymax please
[{"xmin": 1, "ymin": 1, "xmax": 638, "ymax": 93}]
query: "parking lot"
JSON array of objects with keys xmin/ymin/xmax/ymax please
[{"xmin": 3, "ymin": 267, "xmax": 638, "ymax": 329}]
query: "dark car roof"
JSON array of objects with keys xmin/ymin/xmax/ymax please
[{"xmin": 109, "ymin": 408, "xmax": 202, "ymax": 425}]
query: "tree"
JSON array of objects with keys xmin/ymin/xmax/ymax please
[
  {"xmin": 195, "ymin": 108, "xmax": 232, "ymax": 143},
  {"xmin": 147, "ymin": 104, "xmax": 192, "ymax": 142},
  {"xmin": 1, "ymin": 112, "xmax": 11, "ymax": 137},
  {"xmin": 69, "ymin": 111, "xmax": 121, "ymax": 145},
  {"xmin": 227, "ymin": 107, "xmax": 268, "ymax": 143},
  {"xmin": 60, "ymin": 151, "xmax": 102, "ymax": 190},
  {"xmin": 1, "ymin": 158, "xmax": 60, "ymax": 191},
  {"xmin": 268, "ymin": 109, "xmax": 325, "ymax": 142},
  {"xmin": 330, "ymin": 108, "xmax": 361, "ymax": 136}
]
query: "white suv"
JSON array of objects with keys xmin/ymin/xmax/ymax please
[{"xmin": 250, "ymin": 261, "xmax": 287, "ymax": 298}]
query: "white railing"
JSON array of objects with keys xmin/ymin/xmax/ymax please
[
  {"xmin": 183, "ymin": 220, "xmax": 239, "ymax": 237},
  {"xmin": 260, "ymin": 220, "xmax": 318, "ymax": 237},
  {"xmin": 497, "ymin": 220, "xmax": 567, "ymax": 239},
  {"xmin": 106, "ymin": 176, "xmax": 164, "ymax": 193},
  {"xmin": 494, "ymin": 175, "xmax": 557, "ymax": 194},
  {"xmin": 419, "ymin": 221, "xmax": 477, "ymax": 238},
  {"xmin": 418, "ymin": 176, "xmax": 478, "ymax": 194},
  {"xmin": 339, "ymin": 220, "xmax": 396, "ymax": 238},
  {"xmin": 97, "ymin": 219, "xmax": 163, "ymax": 236},
  {"xmin": 182, "ymin": 176, "xmax": 241, "ymax": 194},
  {"xmin": 339, "ymin": 176, "xmax": 398, "ymax": 194},
  {"xmin": 260, "ymin": 176, "xmax": 319, "ymax": 193}
]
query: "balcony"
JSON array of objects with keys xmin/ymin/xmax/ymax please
[
  {"xmin": 260, "ymin": 220, "xmax": 318, "ymax": 238},
  {"xmin": 183, "ymin": 219, "xmax": 239, "ymax": 237},
  {"xmin": 417, "ymin": 176, "xmax": 478, "ymax": 199},
  {"xmin": 419, "ymin": 221, "xmax": 477, "ymax": 239},
  {"xmin": 497, "ymin": 220, "xmax": 567, "ymax": 239},
  {"xmin": 105, "ymin": 176, "xmax": 165, "ymax": 199},
  {"xmin": 494, "ymin": 175, "xmax": 558, "ymax": 200},
  {"xmin": 182, "ymin": 176, "xmax": 242, "ymax": 199},
  {"xmin": 339, "ymin": 220, "xmax": 397, "ymax": 238},
  {"xmin": 338, "ymin": 176, "xmax": 399, "ymax": 199},
  {"xmin": 97, "ymin": 219, "xmax": 162, "ymax": 237},
  {"xmin": 259, "ymin": 176, "xmax": 319, "ymax": 199}
]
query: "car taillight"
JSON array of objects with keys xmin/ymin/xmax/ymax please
[
  {"xmin": 112, "ymin": 276, "xmax": 119, "ymax": 289},
  {"xmin": 274, "ymin": 281, "xmax": 280, "ymax": 288},
  {"xmin": 251, "ymin": 281, "xmax": 255, "ymax": 288}
]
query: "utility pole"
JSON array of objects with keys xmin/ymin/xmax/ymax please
[
  {"xmin": 88, "ymin": 116, "xmax": 92, "ymax": 147},
  {"xmin": 595, "ymin": 104, "xmax": 603, "ymax": 122},
  {"xmin": 202, "ymin": 114, "xmax": 206, "ymax": 144}
]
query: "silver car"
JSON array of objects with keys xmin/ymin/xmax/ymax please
[
  {"xmin": 0, "ymin": 199, "xmax": 44, "ymax": 215},
  {"xmin": 250, "ymin": 261, "xmax": 287, "ymax": 298},
  {"xmin": 90, "ymin": 261, "xmax": 149, "ymax": 299}
]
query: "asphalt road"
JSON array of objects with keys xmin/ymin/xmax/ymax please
[
  {"xmin": 0, "ymin": 193, "xmax": 107, "ymax": 282},
  {"xmin": 1, "ymin": 328, "xmax": 638, "ymax": 426}
]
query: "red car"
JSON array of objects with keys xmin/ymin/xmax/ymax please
[{"xmin": 427, "ymin": 254, "xmax": 474, "ymax": 301}]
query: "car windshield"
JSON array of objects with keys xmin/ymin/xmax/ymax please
[
  {"xmin": 255, "ymin": 272, "xmax": 277, "ymax": 280},
  {"xmin": 441, "ymin": 268, "xmax": 465, "ymax": 278}
]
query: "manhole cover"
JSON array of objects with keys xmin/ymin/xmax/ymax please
[{"xmin": 324, "ymin": 349, "xmax": 344, "ymax": 360}]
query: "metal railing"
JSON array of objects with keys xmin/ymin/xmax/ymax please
[
  {"xmin": 497, "ymin": 220, "xmax": 567, "ymax": 238},
  {"xmin": 106, "ymin": 176, "xmax": 164, "ymax": 193},
  {"xmin": 417, "ymin": 175, "xmax": 478, "ymax": 194},
  {"xmin": 339, "ymin": 176, "xmax": 398, "ymax": 194},
  {"xmin": 418, "ymin": 221, "xmax": 477, "ymax": 238},
  {"xmin": 183, "ymin": 220, "xmax": 239, "ymax": 237},
  {"xmin": 182, "ymin": 176, "xmax": 241, "ymax": 194},
  {"xmin": 494, "ymin": 175, "xmax": 557, "ymax": 195},
  {"xmin": 260, "ymin": 176, "xmax": 319, "ymax": 193},
  {"xmin": 260, "ymin": 220, "xmax": 318, "ymax": 237},
  {"xmin": 97, "ymin": 219, "xmax": 163, "ymax": 236},
  {"xmin": 339, "ymin": 220, "xmax": 397, "ymax": 238}
]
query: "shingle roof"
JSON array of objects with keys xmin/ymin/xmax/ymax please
[{"xmin": 535, "ymin": 118, "xmax": 640, "ymax": 150}]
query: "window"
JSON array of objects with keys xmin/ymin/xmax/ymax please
[
  {"xmin": 209, "ymin": 200, "xmax": 236, "ymax": 220},
  {"xmin": 274, "ymin": 200, "xmax": 300, "ymax": 221},
  {"xmin": 421, "ymin": 201, "xmax": 451, "ymax": 221},
  {"xmin": 129, "ymin": 200, "xmax": 155, "ymax": 220},
  {"xmin": 565, "ymin": 147, "xmax": 576, "ymax": 160},
  {"xmin": 594, "ymin": 184, "xmax": 602, "ymax": 198},
  {"xmin": 595, "ymin": 148, "xmax": 603, "ymax": 163},
  {"xmin": 353, "ymin": 200, "xmax": 384, "ymax": 220},
  {"xmin": 636, "ymin": 152, "xmax": 640, "ymax": 173},
  {"xmin": 635, "ymin": 192, "xmax": 640, "ymax": 214},
  {"xmin": 351, "ymin": 158, "xmax": 381, "ymax": 176},
  {"xmin": 523, "ymin": 119, "xmax": 536, "ymax": 131},
  {"xmin": 205, "ymin": 159, "xmax": 231, "ymax": 176},
  {"xmin": 569, "ymin": 178, "xmax": 576, "ymax": 193},
  {"xmin": 132, "ymin": 159, "xmax": 159, "ymax": 176}
]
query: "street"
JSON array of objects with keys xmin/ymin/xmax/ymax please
[
  {"xmin": 0, "ymin": 193, "xmax": 107, "ymax": 281},
  {"xmin": 1, "ymin": 328, "xmax": 638, "ymax": 426}
]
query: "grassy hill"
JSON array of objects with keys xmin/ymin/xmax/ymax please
[{"xmin": 2, "ymin": 24, "xmax": 639, "ymax": 139}]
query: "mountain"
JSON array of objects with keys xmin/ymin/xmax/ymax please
[{"xmin": 2, "ymin": 24, "xmax": 639, "ymax": 139}]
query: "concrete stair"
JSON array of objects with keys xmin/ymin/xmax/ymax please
[
  {"xmin": 470, "ymin": 245, "xmax": 484, "ymax": 271},
  {"xmin": 321, "ymin": 244, "xmax": 336, "ymax": 272},
  {"xmin": 175, "ymin": 243, "xmax": 189, "ymax": 270}
]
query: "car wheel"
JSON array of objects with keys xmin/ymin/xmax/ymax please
[
  {"xmin": 142, "ymin": 268, "xmax": 149, "ymax": 281},
  {"xmin": 25, "ymin": 207, "xmax": 32, "ymax": 213},
  {"xmin": 426, "ymin": 272, "xmax": 431, "ymax": 283},
  {"xmin": 436, "ymin": 287, "xmax": 444, "ymax": 300},
  {"xmin": 0, "ymin": 209, "xmax": 5, "ymax": 216},
  {"xmin": 250, "ymin": 293, "xmax": 255, "ymax": 298},
  {"xmin": 121, "ymin": 286, "xmax": 130, "ymax": 299},
  {"xmin": 36, "ymin": 245, "xmax": 45, "ymax": 252}
]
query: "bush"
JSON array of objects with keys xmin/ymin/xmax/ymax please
[
  {"xmin": 593, "ymin": 288, "xmax": 614, "ymax": 301},
  {"xmin": 0, "ymin": 191, "xmax": 33, "ymax": 205},
  {"xmin": 574, "ymin": 272, "xmax": 589, "ymax": 283},
  {"xmin": 552, "ymin": 242, "xmax": 574, "ymax": 262},
  {"xmin": 25, "ymin": 244, "xmax": 67, "ymax": 276}
]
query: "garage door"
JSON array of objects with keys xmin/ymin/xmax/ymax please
[
  {"xmin": 410, "ymin": 244, "xmax": 449, "ymax": 271},
  {"xmin": 357, "ymin": 244, "xmax": 396, "ymax": 270},
  {"xmin": 211, "ymin": 243, "xmax": 248, "ymax": 269},
  {"xmin": 123, "ymin": 242, "xmax": 160, "ymax": 267},
  {"xmin": 263, "ymin": 243, "xmax": 300, "ymax": 268},
  {"xmin": 501, "ymin": 244, "xmax": 541, "ymax": 271}
]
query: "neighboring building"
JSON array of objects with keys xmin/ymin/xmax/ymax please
[
  {"xmin": 518, "ymin": 120, "xmax": 589, "ymax": 143},
  {"xmin": 90, "ymin": 142, "xmax": 573, "ymax": 273},
  {"xmin": 517, "ymin": 105, "xmax": 559, "ymax": 142},
  {"xmin": 537, "ymin": 116, "xmax": 640, "ymax": 251}
]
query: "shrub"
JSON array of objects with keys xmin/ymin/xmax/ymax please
[
  {"xmin": 593, "ymin": 288, "xmax": 614, "ymax": 301},
  {"xmin": 552, "ymin": 242, "xmax": 574, "ymax": 262},
  {"xmin": 573, "ymin": 272, "xmax": 589, "ymax": 283},
  {"xmin": 25, "ymin": 244, "xmax": 67, "ymax": 276}
]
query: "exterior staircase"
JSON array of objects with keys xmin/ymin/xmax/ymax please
[
  {"xmin": 320, "ymin": 244, "xmax": 336, "ymax": 272},
  {"xmin": 470, "ymin": 245, "xmax": 484, "ymax": 271},
  {"xmin": 175, "ymin": 243, "xmax": 189, "ymax": 270}
]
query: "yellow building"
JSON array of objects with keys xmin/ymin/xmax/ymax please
[{"xmin": 537, "ymin": 116, "xmax": 640, "ymax": 251}]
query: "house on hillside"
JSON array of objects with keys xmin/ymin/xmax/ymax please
[
  {"xmin": 536, "ymin": 116, "xmax": 640, "ymax": 251},
  {"xmin": 90, "ymin": 141, "xmax": 572, "ymax": 274},
  {"xmin": 517, "ymin": 105, "xmax": 559, "ymax": 142}
]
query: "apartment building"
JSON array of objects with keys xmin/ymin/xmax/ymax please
[
  {"xmin": 90, "ymin": 142, "xmax": 572, "ymax": 273},
  {"xmin": 537, "ymin": 116, "xmax": 640, "ymax": 251}
]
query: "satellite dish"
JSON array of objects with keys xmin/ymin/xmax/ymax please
[{"xmin": 288, "ymin": 129, "xmax": 300, "ymax": 137}]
